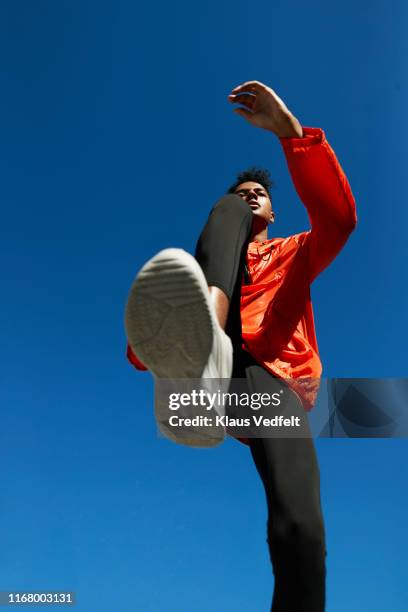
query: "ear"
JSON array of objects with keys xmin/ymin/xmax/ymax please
[{"xmin": 269, "ymin": 211, "xmax": 275, "ymax": 224}]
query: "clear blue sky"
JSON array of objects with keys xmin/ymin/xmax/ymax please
[{"xmin": 1, "ymin": 1, "xmax": 407, "ymax": 610}]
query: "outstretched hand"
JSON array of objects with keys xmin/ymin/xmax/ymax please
[{"xmin": 228, "ymin": 81, "xmax": 303, "ymax": 138}]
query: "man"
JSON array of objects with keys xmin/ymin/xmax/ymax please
[{"xmin": 125, "ymin": 80, "xmax": 357, "ymax": 611}]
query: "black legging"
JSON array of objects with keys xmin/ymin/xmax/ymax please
[{"xmin": 195, "ymin": 195, "xmax": 326, "ymax": 612}]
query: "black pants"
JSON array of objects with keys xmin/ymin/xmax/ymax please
[{"xmin": 195, "ymin": 195, "xmax": 326, "ymax": 612}]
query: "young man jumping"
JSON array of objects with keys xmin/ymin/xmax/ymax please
[{"xmin": 125, "ymin": 80, "xmax": 357, "ymax": 612}]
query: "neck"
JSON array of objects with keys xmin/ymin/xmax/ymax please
[{"xmin": 250, "ymin": 226, "xmax": 268, "ymax": 243}]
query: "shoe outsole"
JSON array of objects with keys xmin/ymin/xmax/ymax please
[
  {"xmin": 125, "ymin": 249, "xmax": 214, "ymax": 379},
  {"xmin": 125, "ymin": 249, "xmax": 226, "ymax": 447}
]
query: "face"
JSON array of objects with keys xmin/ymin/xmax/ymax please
[{"xmin": 234, "ymin": 181, "xmax": 274, "ymax": 226}]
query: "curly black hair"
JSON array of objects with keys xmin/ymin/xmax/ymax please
[{"xmin": 227, "ymin": 167, "xmax": 274, "ymax": 197}]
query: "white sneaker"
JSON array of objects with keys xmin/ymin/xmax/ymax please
[{"xmin": 125, "ymin": 248, "xmax": 233, "ymax": 447}]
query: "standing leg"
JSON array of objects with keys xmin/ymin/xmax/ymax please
[{"xmin": 249, "ymin": 418, "xmax": 326, "ymax": 611}]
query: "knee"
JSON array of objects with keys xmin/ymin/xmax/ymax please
[{"xmin": 212, "ymin": 193, "xmax": 252, "ymax": 221}]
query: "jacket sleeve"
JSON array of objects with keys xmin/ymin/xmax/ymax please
[
  {"xmin": 279, "ymin": 127, "xmax": 357, "ymax": 282},
  {"xmin": 126, "ymin": 343, "xmax": 148, "ymax": 371}
]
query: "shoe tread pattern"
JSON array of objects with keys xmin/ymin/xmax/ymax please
[{"xmin": 125, "ymin": 252, "xmax": 214, "ymax": 378}]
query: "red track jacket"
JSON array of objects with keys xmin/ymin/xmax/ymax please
[{"xmin": 127, "ymin": 127, "xmax": 357, "ymax": 408}]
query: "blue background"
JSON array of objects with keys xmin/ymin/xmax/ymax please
[{"xmin": 1, "ymin": 0, "xmax": 407, "ymax": 610}]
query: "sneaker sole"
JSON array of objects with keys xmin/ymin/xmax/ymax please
[
  {"xmin": 125, "ymin": 249, "xmax": 225, "ymax": 447},
  {"xmin": 125, "ymin": 248, "xmax": 214, "ymax": 379}
]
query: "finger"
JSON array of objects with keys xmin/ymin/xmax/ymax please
[
  {"xmin": 230, "ymin": 80, "xmax": 266, "ymax": 94},
  {"xmin": 230, "ymin": 84, "xmax": 257, "ymax": 96},
  {"xmin": 233, "ymin": 107, "xmax": 254, "ymax": 121},
  {"xmin": 228, "ymin": 93, "xmax": 256, "ymax": 109}
]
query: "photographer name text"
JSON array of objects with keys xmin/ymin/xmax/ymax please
[{"xmin": 168, "ymin": 415, "xmax": 301, "ymax": 428}]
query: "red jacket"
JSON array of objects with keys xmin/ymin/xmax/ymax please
[{"xmin": 127, "ymin": 127, "xmax": 357, "ymax": 408}]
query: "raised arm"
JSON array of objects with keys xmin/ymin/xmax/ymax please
[
  {"xmin": 280, "ymin": 128, "xmax": 357, "ymax": 281},
  {"xmin": 229, "ymin": 80, "xmax": 357, "ymax": 281}
]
